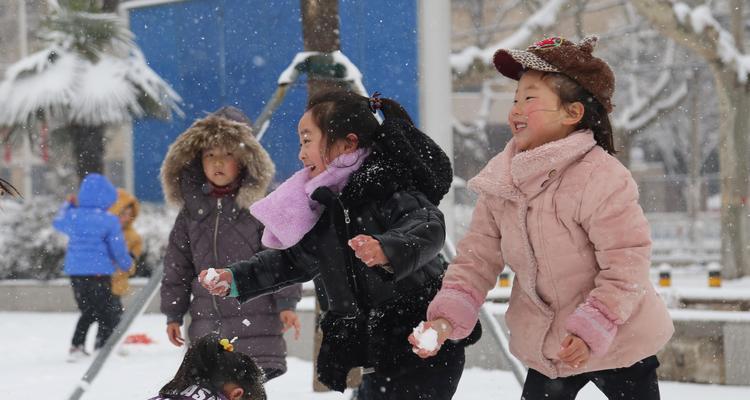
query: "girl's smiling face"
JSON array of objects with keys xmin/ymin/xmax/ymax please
[
  {"xmin": 509, "ymin": 70, "xmax": 580, "ymax": 152},
  {"xmin": 297, "ymin": 111, "xmax": 354, "ymax": 178}
]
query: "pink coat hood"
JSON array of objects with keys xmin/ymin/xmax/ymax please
[{"xmin": 428, "ymin": 131, "xmax": 673, "ymax": 378}]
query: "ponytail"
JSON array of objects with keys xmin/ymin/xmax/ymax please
[{"xmin": 378, "ymin": 98, "xmax": 415, "ymax": 126}]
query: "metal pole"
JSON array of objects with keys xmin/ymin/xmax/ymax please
[
  {"xmin": 419, "ymin": 0, "xmax": 455, "ymax": 243},
  {"xmin": 253, "ymin": 83, "xmax": 294, "ymax": 142},
  {"xmin": 68, "ymin": 264, "xmax": 164, "ymax": 400}
]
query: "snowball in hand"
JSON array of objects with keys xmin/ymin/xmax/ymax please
[
  {"xmin": 203, "ymin": 268, "xmax": 228, "ymax": 292},
  {"xmin": 412, "ymin": 322, "xmax": 439, "ymax": 352},
  {"xmin": 203, "ymin": 268, "xmax": 220, "ymax": 285}
]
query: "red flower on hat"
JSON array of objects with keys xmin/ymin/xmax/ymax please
[{"xmin": 528, "ymin": 37, "xmax": 563, "ymax": 50}]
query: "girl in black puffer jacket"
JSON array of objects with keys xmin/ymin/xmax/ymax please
[{"xmin": 201, "ymin": 91, "xmax": 480, "ymax": 399}]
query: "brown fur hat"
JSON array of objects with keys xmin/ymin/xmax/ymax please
[
  {"xmin": 160, "ymin": 114, "xmax": 275, "ymax": 209},
  {"xmin": 493, "ymin": 36, "xmax": 615, "ymax": 113}
]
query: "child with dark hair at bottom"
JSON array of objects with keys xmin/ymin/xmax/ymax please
[{"xmin": 150, "ymin": 333, "xmax": 267, "ymax": 400}]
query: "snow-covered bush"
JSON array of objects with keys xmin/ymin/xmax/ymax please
[
  {"xmin": 0, "ymin": 197, "xmax": 176, "ymax": 280},
  {"xmin": 0, "ymin": 197, "xmax": 66, "ymax": 279},
  {"xmin": 133, "ymin": 203, "xmax": 178, "ymax": 277}
]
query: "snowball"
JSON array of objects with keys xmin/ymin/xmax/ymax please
[
  {"xmin": 412, "ymin": 322, "xmax": 439, "ymax": 352},
  {"xmin": 203, "ymin": 268, "xmax": 220, "ymax": 285}
]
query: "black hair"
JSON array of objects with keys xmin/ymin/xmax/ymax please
[
  {"xmin": 305, "ymin": 90, "xmax": 415, "ymax": 155},
  {"xmin": 538, "ymin": 72, "xmax": 616, "ymax": 154},
  {"xmin": 159, "ymin": 334, "xmax": 266, "ymax": 400},
  {"xmin": 305, "ymin": 89, "xmax": 453, "ymax": 205}
]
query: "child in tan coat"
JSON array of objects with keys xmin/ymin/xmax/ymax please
[{"xmin": 110, "ymin": 188, "xmax": 143, "ymax": 302}]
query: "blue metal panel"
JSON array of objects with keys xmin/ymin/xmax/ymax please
[
  {"xmin": 128, "ymin": 0, "xmax": 418, "ymax": 202},
  {"xmin": 339, "ymin": 0, "xmax": 419, "ymax": 125},
  {"xmin": 221, "ymin": 0, "xmax": 306, "ymax": 183},
  {"xmin": 130, "ymin": 0, "xmax": 224, "ymax": 202}
]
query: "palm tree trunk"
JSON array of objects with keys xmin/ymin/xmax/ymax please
[{"xmin": 70, "ymin": 124, "xmax": 105, "ymax": 181}]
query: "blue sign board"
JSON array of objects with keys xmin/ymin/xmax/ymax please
[{"xmin": 126, "ymin": 0, "xmax": 418, "ymax": 202}]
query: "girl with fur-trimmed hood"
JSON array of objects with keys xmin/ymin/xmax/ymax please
[{"xmin": 160, "ymin": 107, "xmax": 302, "ymax": 381}]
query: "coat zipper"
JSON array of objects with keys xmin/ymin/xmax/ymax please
[
  {"xmin": 336, "ymin": 197, "xmax": 359, "ymax": 294},
  {"xmin": 211, "ymin": 198, "xmax": 223, "ymax": 326}
]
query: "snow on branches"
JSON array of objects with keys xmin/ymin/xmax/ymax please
[
  {"xmin": 451, "ymin": 0, "xmax": 569, "ymax": 74},
  {"xmin": 671, "ymin": 2, "xmax": 750, "ymax": 83}
]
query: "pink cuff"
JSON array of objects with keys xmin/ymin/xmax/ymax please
[
  {"xmin": 564, "ymin": 299, "xmax": 618, "ymax": 356},
  {"xmin": 427, "ymin": 288, "xmax": 482, "ymax": 340}
]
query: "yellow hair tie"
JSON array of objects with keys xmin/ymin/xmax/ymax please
[{"xmin": 219, "ymin": 338, "xmax": 234, "ymax": 352}]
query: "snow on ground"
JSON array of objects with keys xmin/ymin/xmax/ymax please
[{"xmin": 1, "ymin": 312, "xmax": 749, "ymax": 399}]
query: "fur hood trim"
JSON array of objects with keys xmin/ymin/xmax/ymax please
[{"xmin": 160, "ymin": 116, "xmax": 275, "ymax": 209}]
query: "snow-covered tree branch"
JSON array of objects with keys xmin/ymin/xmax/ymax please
[
  {"xmin": 632, "ymin": 0, "xmax": 750, "ymax": 84},
  {"xmin": 451, "ymin": 0, "xmax": 570, "ymax": 73},
  {"xmin": 632, "ymin": 0, "xmax": 750, "ymax": 279}
]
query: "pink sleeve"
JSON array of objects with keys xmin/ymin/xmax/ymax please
[
  {"xmin": 427, "ymin": 195, "xmax": 505, "ymax": 340},
  {"xmin": 578, "ymin": 160, "xmax": 651, "ymax": 325},
  {"xmin": 564, "ymin": 298, "xmax": 618, "ymax": 356},
  {"xmin": 427, "ymin": 287, "xmax": 483, "ymax": 340}
]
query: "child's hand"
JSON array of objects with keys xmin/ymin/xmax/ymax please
[
  {"xmin": 279, "ymin": 310, "xmax": 301, "ymax": 340},
  {"xmin": 348, "ymin": 234, "xmax": 389, "ymax": 267},
  {"xmin": 198, "ymin": 268, "xmax": 232, "ymax": 296},
  {"xmin": 67, "ymin": 194, "xmax": 77, "ymax": 206},
  {"xmin": 166, "ymin": 322, "xmax": 184, "ymax": 347},
  {"xmin": 408, "ymin": 318, "xmax": 453, "ymax": 359},
  {"xmin": 558, "ymin": 334, "xmax": 590, "ymax": 369}
]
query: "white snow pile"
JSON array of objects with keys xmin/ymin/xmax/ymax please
[{"xmin": 276, "ymin": 50, "xmax": 369, "ymax": 98}]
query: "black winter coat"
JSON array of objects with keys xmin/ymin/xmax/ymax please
[{"xmin": 229, "ymin": 119, "xmax": 481, "ymax": 392}]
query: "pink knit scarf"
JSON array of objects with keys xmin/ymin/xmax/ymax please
[{"xmin": 250, "ymin": 148, "xmax": 370, "ymax": 249}]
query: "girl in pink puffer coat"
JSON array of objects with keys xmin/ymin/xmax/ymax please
[{"xmin": 412, "ymin": 37, "xmax": 674, "ymax": 400}]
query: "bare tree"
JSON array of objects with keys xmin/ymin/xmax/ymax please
[{"xmin": 631, "ymin": 0, "xmax": 750, "ymax": 278}]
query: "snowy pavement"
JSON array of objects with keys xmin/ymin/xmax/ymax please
[{"xmin": 2, "ymin": 312, "xmax": 749, "ymax": 399}]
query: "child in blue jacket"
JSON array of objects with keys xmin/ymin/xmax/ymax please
[{"xmin": 53, "ymin": 173, "xmax": 132, "ymax": 361}]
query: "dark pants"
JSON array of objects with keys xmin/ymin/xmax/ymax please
[
  {"xmin": 112, "ymin": 296, "xmax": 124, "ymax": 326},
  {"xmin": 521, "ymin": 356, "xmax": 661, "ymax": 400},
  {"xmin": 70, "ymin": 276, "xmax": 119, "ymax": 349},
  {"xmin": 262, "ymin": 368, "xmax": 283, "ymax": 382},
  {"xmin": 358, "ymin": 348, "xmax": 466, "ymax": 400}
]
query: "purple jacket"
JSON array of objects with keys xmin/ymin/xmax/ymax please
[
  {"xmin": 159, "ymin": 115, "xmax": 302, "ymax": 375},
  {"xmin": 148, "ymin": 384, "xmax": 227, "ymax": 400}
]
